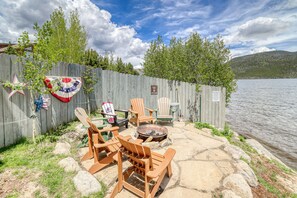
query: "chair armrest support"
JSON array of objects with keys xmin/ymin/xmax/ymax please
[
  {"xmin": 129, "ymin": 109, "xmax": 138, "ymax": 115},
  {"xmin": 145, "ymin": 107, "xmax": 154, "ymax": 113},
  {"xmin": 146, "ymin": 148, "xmax": 176, "ymax": 178}
]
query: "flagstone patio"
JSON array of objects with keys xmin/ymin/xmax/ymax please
[{"xmin": 79, "ymin": 122, "xmax": 253, "ymax": 197}]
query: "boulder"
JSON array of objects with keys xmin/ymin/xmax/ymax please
[
  {"xmin": 223, "ymin": 174, "xmax": 253, "ymax": 198},
  {"xmin": 221, "ymin": 190, "xmax": 241, "ymax": 198},
  {"xmin": 73, "ymin": 170, "xmax": 102, "ymax": 196},
  {"xmin": 58, "ymin": 157, "xmax": 81, "ymax": 172},
  {"xmin": 224, "ymin": 145, "xmax": 251, "ymax": 162},
  {"xmin": 53, "ymin": 142, "xmax": 71, "ymax": 155},
  {"xmin": 235, "ymin": 160, "xmax": 258, "ymax": 187},
  {"xmin": 60, "ymin": 132, "xmax": 80, "ymax": 143}
]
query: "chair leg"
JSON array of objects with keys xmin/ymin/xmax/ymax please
[
  {"xmin": 125, "ymin": 122, "xmax": 128, "ymax": 128},
  {"xmin": 167, "ymin": 162, "xmax": 172, "ymax": 177}
]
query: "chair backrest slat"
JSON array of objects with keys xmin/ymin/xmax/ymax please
[
  {"xmin": 87, "ymin": 118, "xmax": 105, "ymax": 143},
  {"xmin": 118, "ymin": 136, "xmax": 153, "ymax": 170},
  {"xmin": 130, "ymin": 98, "xmax": 145, "ymax": 117},
  {"xmin": 158, "ymin": 97, "xmax": 171, "ymax": 116},
  {"xmin": 75, "ymin": 107, "xmax": 90, "ymax": 127}
]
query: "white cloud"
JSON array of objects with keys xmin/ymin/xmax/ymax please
[
  {"xmin": 0, "ymin": 0, "xmax": 149, "ymax": 68},
  {"xmin": 251, "ymin": 47, "xmax": 276, "ymax": 54}
]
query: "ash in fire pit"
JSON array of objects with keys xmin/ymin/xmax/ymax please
[{"xmin": 137, "ymin": 124, "xmax": 168, "ymax": 142}]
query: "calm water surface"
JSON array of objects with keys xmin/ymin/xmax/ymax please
[{"xmin": 226, "ymin": 79, "xmax": 297, "ymax": 169}]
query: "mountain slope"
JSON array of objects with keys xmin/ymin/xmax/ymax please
[{"xmin": 229, "ymin": 51, "xmax": 297, "ymax": 79}]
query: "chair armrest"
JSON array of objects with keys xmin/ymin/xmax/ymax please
[
  {"xmin": 94, "ymin": 140, "xmax": 120, "ymax": 149},
  {"xmin": 129, "ymin": 109, "xmax": 138, "ymax": 115},
  {"xmin": 115, "ymin": 109, "xmax": 128, "ymax": 113},
  {"xmin": 145, "ymin": 107, "xmax": 154, "ymax": 113},
  {"xmin": 99, "ymin": 127, "xmax": 119, "ymax": 136},
  {"xmin": 101, "ymin": 112, "xmax": 117, "ymax": 117},
  {"xmin": 146, "ymin": 148, "xmax": 176, "ymax": 178}
]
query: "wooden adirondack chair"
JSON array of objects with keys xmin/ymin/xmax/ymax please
[
  {"xmin": 86, "ymin": 118, "xmax": 121, "ymax": 174},
  {"xmin": 111, "ymin": 135, "xmax": 176, "ymax": 198},
  {"xmin": 156, "ymin": 97, "xmax": 173, "ymax": 123},
  {"xmin": 101, "ymin": 102, "xmax": 129, "ymax": 128},
  {"xmin": 129, "ymin": 98, "xmax": 154, "ymax": 126}
]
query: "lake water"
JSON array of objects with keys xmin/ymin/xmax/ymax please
[{"xmin": 226, "ymin": 79, "xmax": 297, "ymax": 170}]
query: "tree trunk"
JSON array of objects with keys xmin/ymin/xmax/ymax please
[{"xmin": 30, "ymin": 91, "xmax": 36, "ymax": 143}]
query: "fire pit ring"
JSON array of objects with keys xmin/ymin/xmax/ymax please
[{"xmin": 137, "ymin": 124, "xmax": 168, "ymax": 142}]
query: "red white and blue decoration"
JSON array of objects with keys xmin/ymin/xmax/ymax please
[
  {"xmin": 44, "ymin": 76, "xmax": 82, "ymax": 103},
  {"xmin": 8, "ymin": 74, "xmax": 25, "ymax": 99},
  {"xmin": 34, "ymin": 95, "xmax": 51, "ymax": 112}
]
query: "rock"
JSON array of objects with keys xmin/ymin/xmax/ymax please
[
  {"xmin": 223, "ymin": 174, "xmax": 253, "ymax": 198},
  {"xmin": 58, "ymin": 157, "xmax": 81, "ymax": 172},
  {"xmin": 160, "ymin": 187, "xmax": 211, "ymax": 198},
  {"xmin": 73, "ymin": 170, "xmax": 102, "ymax": 196},
  {"xmin": 160, "ymin": 138, "xmax": 172, "ymax": 147},
  {"xmin": 221, "ymin": 190, "xmax": 241, "ymax": 198},
  {"xmin": 53, "ymin": 142, "xmax": 71, "ymax": 155},
  {"xmin": 246, "ymin": 139, "xmax": 287, "ymax": 166},
  {"xmin": 179, "ymin": 161, "xmax": 223, "ymax": 191},
  {"xmin": 60, "ymin": 132, "xmax": 80, "ymax": 143},
  {"xmin": 235, "ymin": 160, "xmax": 258, "ymax": 187},
  {"xmin": 224, "ymin": 145, "xmax": 251, "ymax": 162},
  {"xmin": 75, "ymin": 124, "xmax": 87, "ymax": 138},
  {"xmin": 142, "ymin": 141, "xmax": 160, "ymax": 149}
]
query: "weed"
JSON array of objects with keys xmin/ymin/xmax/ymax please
[
  {"xmin": 270, "ymin": 159, "xmax": 293, "ymax": 174},
  {"xmin": 195, "ymin": 122, "xmax": 233, "ymax": 141}
]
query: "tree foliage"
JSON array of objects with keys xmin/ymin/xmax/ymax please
[
  {"xmin": 143, "ymin": 33, "xmax": 236, "ymax": 103},
  {"xmin": 82, "ymin": 49, "xmax": 139, "ymax": 75},
  {"xmin": 34, "ymin": 7, "xmax": 87, "ymax": 64}
]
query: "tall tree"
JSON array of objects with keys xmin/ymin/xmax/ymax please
[{"xmin": 143, "ymin": 33, "xmax": 236, "ymax": 103}]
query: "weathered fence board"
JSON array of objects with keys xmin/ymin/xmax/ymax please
[{"xmin": 0, "ymin": 54, "xmax": 226, "ymax": 147}]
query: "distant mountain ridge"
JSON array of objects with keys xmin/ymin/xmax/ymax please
[{"xmin": 229, "ymin": 51, "xmax": 297, "ymax": 79}]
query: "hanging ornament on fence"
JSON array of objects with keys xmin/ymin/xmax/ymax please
[
  {"xmin": 8, "ymin": 74, "xmax": 26, "ymax": 99},
  {"xmin": 34, "ymin": 95, "xmax": 51, "ymax": 112},
  {"xmin": 44, "ymin": 76, "xmax": 82, "ymax": 103}
]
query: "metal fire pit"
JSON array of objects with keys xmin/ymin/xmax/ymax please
[{"xmin": 137, "ymin": 124, "xmax": 168, "ymax": 142}]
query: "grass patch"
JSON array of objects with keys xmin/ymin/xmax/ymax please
[
  {"xmin": 270, "ymin": 159, "xmax": 293, "ymax": 174},
  {"xmin": 0, "ymin": 121, "xmax": 106, "ymax": 198},
  {"xmin": 195, "ymin": 122, "xmax": 233, "ymax": 141}
]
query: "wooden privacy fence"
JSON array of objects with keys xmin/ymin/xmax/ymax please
[{"xmin": 0, "ymin": 54, "xmax": 225, "ymax": 148}]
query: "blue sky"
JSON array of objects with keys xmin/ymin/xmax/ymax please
[{"xmin": 1, "ymin": 0, "xmax": 297, "ymax": 67}]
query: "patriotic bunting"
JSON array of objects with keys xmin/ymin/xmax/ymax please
[{"xmin": 44, "ymin": 76, "xmax": 82, "ymax": 103}]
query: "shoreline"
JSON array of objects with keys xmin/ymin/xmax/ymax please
[{"xmin": 234, "ymin": 130, "xmax": 297, "ymax": 171}]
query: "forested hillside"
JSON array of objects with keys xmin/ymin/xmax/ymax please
[{"xmin": 229, "ymin": 51, "xmax": 297, "ymax": 79}]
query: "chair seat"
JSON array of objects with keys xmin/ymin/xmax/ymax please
[
  {"xmin": 139, "ymin": 115, "xmax": 154, "ymax": 122},
  {"xmin": 157, "ymin": 115, "xmax": 173, "ymax": 119}
]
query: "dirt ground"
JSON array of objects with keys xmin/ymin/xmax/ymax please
[{"xmin": 0, "ymin": 168, "xmax": 48, "ymax": 198}]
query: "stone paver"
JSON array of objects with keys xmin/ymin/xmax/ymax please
[
  {"xmin": 160, "ymin": 187, "xmax": 211, "ymax": 198},
  {"xmin": 194, "ymin": 149, "xmax": 232, "ymax": 161},
  {"xmin": 179, "ymin": 161, "xmax": 223, "ymax": 191}
]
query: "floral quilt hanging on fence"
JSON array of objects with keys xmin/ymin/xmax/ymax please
[{"xmin": 44, "ymin": 76, "xmax": 82, "ymax": 103}]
